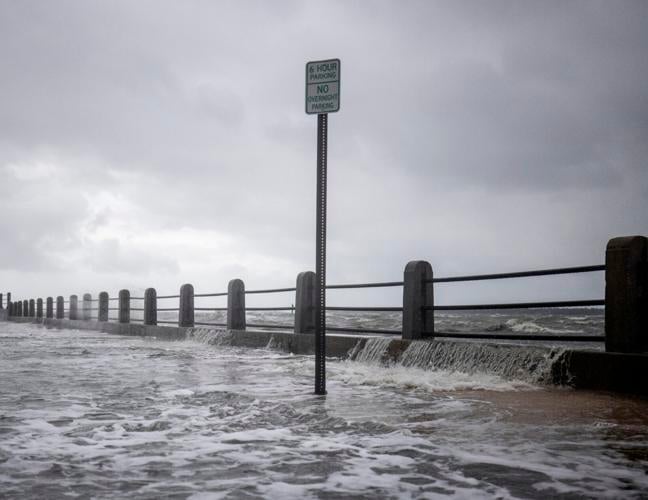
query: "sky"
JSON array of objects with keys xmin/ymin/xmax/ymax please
[{"xmin": 1, "ymin": 0, "xmax": 647, "ymax": 308}]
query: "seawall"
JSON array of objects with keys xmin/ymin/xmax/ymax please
[{"xmin": 3, "ymin": 316, "xmax": 648, "ymax": 396}]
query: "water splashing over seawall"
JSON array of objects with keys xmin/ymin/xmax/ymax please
[
  {"xmin": 185, "ymin": 327, "xmax": 565, "ymax": 385},
  {"xmin": 185, "ymin": 327, "xmax": 232, "ymax": 345},
  {"xmin": 349, "ymin": 337, "xmax": 565, "ymax": 384}
]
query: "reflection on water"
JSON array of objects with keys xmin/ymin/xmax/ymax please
[{"xmin": 0, "ymin": 322, "xmax": 646, "ymax": 499}]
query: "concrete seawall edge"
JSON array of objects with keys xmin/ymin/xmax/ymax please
[{"xmin": 3, "ymin": 316, "xmax": 647, "ymax": 396}]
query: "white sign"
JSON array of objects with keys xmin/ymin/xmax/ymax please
[{"xmin": 305, "ymin": 58, "xmax": 340, "ymax": 114}]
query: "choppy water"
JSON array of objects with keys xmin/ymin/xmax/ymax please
[
  {"xmin": 149, "ymin": 307, "xmax": 605, "ymax": 338},
  {"xmin": 1, "ymin": 321, "xmax": 647, "ymax": 499}
]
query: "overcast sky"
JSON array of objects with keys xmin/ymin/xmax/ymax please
[{"xmin": 1, "ymin": 1, "xmax": 647, "ymax": 307}]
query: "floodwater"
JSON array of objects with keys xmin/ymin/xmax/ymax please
[{"xmin": 1, "ymin": 321, "xmax": 647, "ymax": 499}]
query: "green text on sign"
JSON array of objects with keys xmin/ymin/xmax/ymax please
[{"xmin": 305, "ymin": 58, "xmax": 341, "ymax": 114}]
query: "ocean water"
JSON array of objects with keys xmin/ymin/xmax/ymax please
[
  {"xmin": 147, "ymin": 307, "xmax": 606, "ymax": 340},
  {"xmin": 1, "ymin": 320, "xmax": 647, "ymax": 499}
]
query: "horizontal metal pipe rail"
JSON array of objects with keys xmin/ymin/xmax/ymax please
[
  {"xmin": 326, "ymin": 281, "xmax": 403, "ymax": 289},
  {"xmin": 327, "ymin": 306, "xmax": 402, "ymax": 312},
  {"xmin": 429, "ymin": 264, "xmax": 605, "ymax": 284},
  {"xmin": 245, "ymin": 287, "xmax": 296, "ymax": 294},
  {"xmin": 246, "ymin": 307, "xmax": 294, "ymax": 311},
  {"xmin": 427, "ymin": 299, "xmax": 605, "ymax": 311},
  {"xmin": 194, "ymin": 292, "xmax": 228, "ymax": 298}
]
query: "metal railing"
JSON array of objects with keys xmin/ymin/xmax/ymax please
[
  {"xmin": 16, "ymin": 234, "xmax": 648, "ymax": 352},
  {"xmin": 4, "ymin": 266, "xmax": 605, "ymax": 340},
  {"xmin": 420, "ymin": 264, "xmax": 605, "ymax": 341}
]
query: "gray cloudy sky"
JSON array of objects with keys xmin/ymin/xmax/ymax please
[{"xmin": 1, "ymin": 0, "xmax": 647, "ymax": 307}]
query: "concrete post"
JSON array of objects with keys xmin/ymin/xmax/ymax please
[
  {"xmin": 227, "ymin": 279, "xmax": 246, "ymax": 331},
  {"xmin": 295, "ymin": 271, "xmax": 317, "ymax": 334},
  {"xmin": 98, "ymin": 292, "xmax": 109, "ymax": 322},
  {"xmin": 16, "ymin": 301, "xmax": 21, "ymax": 316},
  {"xmin": 69, "ymin": 295, "xmax": 78, "ymax": 320},
  {"xmin": 6, "ymin": 292, "xmax": 10, "ymax": 307},
  {"xmin": 0, "ymin": 293, "xmax": 3, "ymax": 308},
  {"xmin": 402, "ymin": 260, "xmax": 434, "ymax": 340},
  {"xmin": 119, "ymin": 289, "xmax": 130, "ymax": 324},
  {"xmin": 46, "ymin": 297, "xmax": 53, "ymax": 319},
  {"xmin": 8, "ymin": 301, "xmax": 13, "ymax": 316},
  {"xmin": 179, "ymin": 284, "xmax": 194, "ymax": 327},
  {"xmin": 144, "ymin": 288, "xmax": 157, "ymax": 326},
  {"xmin": 56, "ymin": 296, "xmax": 64, "ymax": 319},
  {"xmin": 29, "ymin": 299, "xmax": 35, "ymax": 317},
  {"xmin": 36, "ymin": 298, "xmax": 43, "ymax": 318},
  {"xmin": 23, "ymin": 300, "xmax": 28, "ymax": 317},
  {"xmin": 605, "ymin": 236, "xmax": 648, "ymax": 353},
  {"xmin": 82, "ymin": 293, "xmax": 92, "ymax": 321}
]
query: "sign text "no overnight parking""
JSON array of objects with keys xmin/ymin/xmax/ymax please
[{"xmin": 305, "ymin": 59, "xmax": 340, "ymax": 114}]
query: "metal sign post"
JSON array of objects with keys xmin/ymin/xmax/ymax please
[{"xmin": 306, "ymin": 58, "xmax": 340, "ymax": 395}]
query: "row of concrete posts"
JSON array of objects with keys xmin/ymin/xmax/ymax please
[{"xmin": 2, "ymin": 236, "xmax": 647, "ymax": 353}]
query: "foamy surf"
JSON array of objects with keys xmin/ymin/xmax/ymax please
[{"xmin": 1, "ymin": 322, "xmax": 646, "ymax": 499}]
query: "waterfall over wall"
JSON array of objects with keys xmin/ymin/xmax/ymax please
[
  {"xmin": 185, "ymin": 327, "xmax": 232, "ymax": 345},
  {"xmin": 184, "ymin": 327, "xmax": 567, "ymax": 385},
  {"xmin": 349, "ymin": 337, "xmax": 565, "ymax": 384}
]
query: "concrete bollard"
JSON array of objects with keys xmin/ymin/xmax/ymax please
[
  {"xmin": 8, "ymin": 301, "xmax": 13, "ymax": 316},
  {"xmin": 56, "ymin": 296, "xmax": 64, "ymax": 319},
  {"xmin": 46, "ymin": 297, "xmax": 53, "ymax": 319},
  {"xmin": 144, "ymin": 288, "xmax": 157, "ymax": 326},
  {"xmin": 29, "ymin": 299, "xmax": 35, "ymax": 317},
  {"xmin": 605, "ymin": 236, "xmax": 648, "ymax": 353},
  {"xmin": 98, "ymin": 292, "xmax": 109, "ymax": 322},
  {"xmin": 119, "ymin": 289, "xmax": 130, "ymax": 324},
  {"xmin": 69, "ymin": 295, "xmax": 78, "ymax": 320},
  {"xmin": 179, "ymin": 284, "xmax": 194, "ymax": 327},
  {"xmin": 16, "ymin": 301, "xmax": 21, "ymax": 316},
  {"xmin": 6, "ymin": 292, "xmax": 10, "ymax": 308},
  {"xmin": 37, "ymin": 298, "xmax": 43, "ymax": 318},
  {"xmin": 82, "ymin": 293, "xmax": 92, "ymax": 321},
  {"xmin": 295, "ymin": 271, "xmax": 317, "ymax": 334},
  {"xmin": 23, "ymin": 300, "xmax": 28, "ymax": 317},
  {"xmin": 227, "ymin": 279, "xmax": 246, "ymax": 331},
  {"xmin": 402, "ymin": 260, "xmax": 434, "ymax": 340},
  {"xmin": 0, "ymin": 293, "xmax": 2, "ymax": 309}
]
